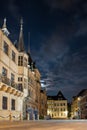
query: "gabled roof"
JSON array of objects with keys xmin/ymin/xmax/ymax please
[{"xmin": 47, "ymin": 90, "xmax": 66, "ymax": 100}]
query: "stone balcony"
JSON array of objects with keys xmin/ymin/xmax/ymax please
[{"xmin": 0, "ymin": 75, "xmax": 23, "ymax": 97}]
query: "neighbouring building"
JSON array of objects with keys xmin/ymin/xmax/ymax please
[
  {"xmin": 71, "ymin": 89, "xmax": 87, "ymax": 119},
  {"xmin": 78, "ymin": 89, "xmax": 87, "ymax": 119},
  {"xmin": 25, "ymin": 60, "xmax": 41, "ymax": 120},
  {"xmin": 39, "ymin": 89, "xmax": 47, "ymax": 119},
  {"xmin": 71, "ymin": 96, "xmax": 80, "ymax": 119},
  {"xmin": 0, "ymin": 18, "xmax": 42, "ymax": 120},
  {"xmin": 47, "ymin": 91, "xmax": 68, "ymax": 119}
]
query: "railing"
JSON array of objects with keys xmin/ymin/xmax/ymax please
[
  {"xmin": 0, "ymin": 74, "xmax": 23, "ymax": 92},
  {"xmin": 0, "ymin": 113, "xmax": 22, "ymax": 120}
]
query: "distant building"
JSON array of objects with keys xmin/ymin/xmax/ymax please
[
  {"xmin": 0, "ymin": 18, "xmax": 41, "ymax": 120},
  {"xmin": 47, "ymin": 91, "xmax": 68, "ymax": 119}
]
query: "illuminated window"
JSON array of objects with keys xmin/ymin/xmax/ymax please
[
  {"xmin": 2, "ymin": 96, "xmax": 8, "ymax": 109},
  {"xmin": 3, "ymin": 41, "xmax": 8, "ymax": 55},
  {"xmin": 12, "ymin": 50, "xmax": 16, "ymax": 62},
  {"xmin": 11, "ymin": 99, "xmax": 15, "ymax": 110}
]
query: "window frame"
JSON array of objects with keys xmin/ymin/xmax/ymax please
[
  {"xmin": 3, "ymin": 41, "xmax": 9, "ymax": 55},
  {"xmin": 2, "ymin": 67, "xmax": 7, "ymax": 77},
  {"xmin": 2, "ymin": 96, "xmax": 8, "ymax": 110},
  {"xmin": 18, "ymin": 56, "xmax": 23, "ymax": 66},
  {"xmin": 12, "ymin": 50, "xmax": 16, "ymax": 62},
  {"xmin": 11, "ymin": 99, "xmax": 15, "ymax": 110}
]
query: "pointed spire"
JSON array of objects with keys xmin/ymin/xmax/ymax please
[
  {"xmin": 18, "ymin": 18, "xmax": 25, "ymax": 52},
  {"xmin": 2, "ymin": 18, "xmax": 10, "ymax": 36}
]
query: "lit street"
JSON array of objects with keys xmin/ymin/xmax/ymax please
[{"xmin": 0, "ymin": 120, "xmax": 87, "ymax": 130}]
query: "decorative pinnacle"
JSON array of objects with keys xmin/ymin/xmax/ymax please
[
  {"xmin": 2, "ymin": 18, "xmax": 10, "ymax": 36},
  {"xmin": 3, "ymin": 18, "xmax": 7, "ymax": 28}
]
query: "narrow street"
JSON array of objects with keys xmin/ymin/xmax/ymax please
[{"xmin": 0, "ymin": 120, "xmax": 87, "ymax": 130}]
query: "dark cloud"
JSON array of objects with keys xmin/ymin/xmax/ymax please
[
  {"xmin": 8, "ymin": 0, "xmax": 21, "ymax": 20},
  {"xmin": 0, "ymin": 0, "xmax": 87, "ymax": 101},
  {"xmin": 32, "ymin": 26, "xmax": 87, "ymax": 101},
  {"xmin": 44, "ymin": 0, "xmax": 86, "ymax": 11}
]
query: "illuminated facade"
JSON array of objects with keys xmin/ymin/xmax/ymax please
[
  {"xmin": 0, "ymin": 18, "xmax": 41, "ymax": 120},
  {"xmin": 39, "ymin": 89, "xmax": 47, "ymax": 118},
  {"xmin": 25, "ymin": 66, "xmax": 41, "ymax": 120},
  {"xmin": 47, "ymin": 91, "xmax": 68, "ymax": 119},
  {"xmin": 80, "ymin": 89, "xmax": 87, "ymax": 119},
  {"xmin": 71, "ymin": 96, "xmax": 80, "ymax": 119},
  {"xmin": 0, "ymin": 19, "xmax": 24, "ymax": 120},
  {"xmin": 71, "ymin": 89, "xmax": 87, "ymax": 119}
]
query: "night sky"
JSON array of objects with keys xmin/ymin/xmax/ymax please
[{"xmin": 0, "ymin": 0, "xmax": 87, "ymax": 101}]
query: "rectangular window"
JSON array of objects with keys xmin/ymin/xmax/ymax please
[
  {"xmin": 2, "ymin": 96, "xmax": 8, "ymax": 109},
  {"xmin": 18, "ymin": 56, "xmax": 23, "ymax": 66},
  {"xmin": 18, "ymin": 77, "xmax": 22, "ymax": 81},
  {"xmin": 11, "ymin": 73, "xmax": 15, "ymax": 87},
  {"xmin": 24, "ymin": 57, "xmax": 27, "ymax": 67},
  {"xmin": 2, "ymin": 67, "xmax": 7, "ymax": 77},
  {"xmin": 12, "ymin": 50, "xmax": 16, "ymax": 62},
  {"xmin": 11, "ymin": 73, "xmax": 15, "ymax": 82},
  {"xmin": 11, "ymin": 99, "xmax": 15, "ymax": 110},
  {"xmin": 18, "ymin": 83, "xmax": 23, "ymax": 91},
  {"xmin": 3, "ymin": 41, "xmax": 8, "ymax": 55}
]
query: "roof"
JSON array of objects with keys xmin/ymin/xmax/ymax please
[
  {"xmin": 47, "ymin": 91, "xmax": 66, "ymax": 100},
  {"xmin": 77, "ymin": 89, "xmax": 87, "ymax": 97},
  {"xmin": 27, "ymin": 52, "xmax": 36, "ymax": 69}
]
